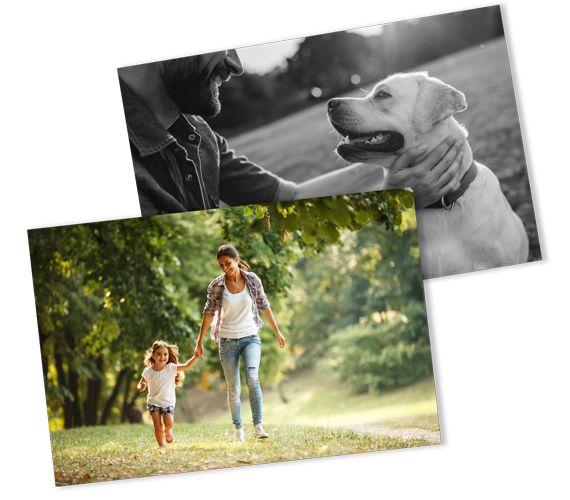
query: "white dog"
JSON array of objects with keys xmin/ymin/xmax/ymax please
[{"xmin": 328, "ymin": 72, "xmax": 528, "ymax": 279}]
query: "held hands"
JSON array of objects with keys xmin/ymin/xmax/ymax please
[
  {"xmin": 383, "ymin": 136, "xmax": 465, "ymax": 209},
  {"xmin": 194, "ymin": 343, "xmax": 204, "ymax": 358},
  {"xmin": 276, "ymin": 332, "xmax": 286, "ymax": 348}
]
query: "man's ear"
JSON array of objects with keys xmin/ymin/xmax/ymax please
[{"xmin": 412, "ymin": 76, "xmax": 467, "ymax": 133}]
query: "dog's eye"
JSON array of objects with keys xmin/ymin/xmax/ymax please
[{"xmin": 375, "ymin": 90, "xmax": 391, "ymax": 99}]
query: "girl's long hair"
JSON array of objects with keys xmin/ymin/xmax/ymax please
[
  {"xmin": 143, "ymin": 340, "xmax": 185, "ymax": 387},
  {"xmin": 217, "ymin": 244, "xmax": 251, "ymax": 271}
]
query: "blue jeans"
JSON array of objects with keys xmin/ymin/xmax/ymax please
[{"xmin": 219, "ymin": 334, "xmax": 262, "ymax": 428}]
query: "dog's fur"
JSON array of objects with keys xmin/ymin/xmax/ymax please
[{"xmin": 328, "ymin": 72, "xmax": 528, "ymax": 279}]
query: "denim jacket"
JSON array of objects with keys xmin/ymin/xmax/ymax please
[
  {"xmin": 118, "ymin": 78, "xmax": 297, "ymax": 216},
  {"xmin": 203, "ymin": 269, "xmax": 270, "ymax": 344}
]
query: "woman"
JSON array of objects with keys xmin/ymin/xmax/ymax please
[{"xmin": 194, "ymin": 244, "xmax": 285, "ymax": 441}]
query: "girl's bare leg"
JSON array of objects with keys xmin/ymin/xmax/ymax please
[
  {"xmin": 163, "ymin": 414, "xmax": 174, "ymax": 443},
  {"xmin": 151, "ymin": 411, "xmax": 164, "ymax": 446}
]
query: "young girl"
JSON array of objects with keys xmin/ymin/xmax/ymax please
[{"xmin": 137, "ymin": 340, "xmax": 200, "ymax": 448}]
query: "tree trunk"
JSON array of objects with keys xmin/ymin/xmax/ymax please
[
  {"xmin": 121, "ymin": 372, "xmax": 144, "ymax": 424},
  {"xmin": 68, "ymin": 365, "xmax": 83, "ymax": 428},
  {"xmin": 278, "ymin": 383, "xmax": 289, "ymax": 403},
  {"xmin": 64, "ymin": 330, "xmax": 83, "ymax": 428},
  {"xmin": 54, "ymin": 347, "xmax": 73, "ymax": 429},
  {"xmin": 100, "ymin": 368, "xmax": 128, "ymax": 425},
  {"xmin": 121, "ymin": 370, "xmax": 132, "ymax": 423},
  {"xmin": 84, "ymin": 356, "xmax": 103, "ymax": 426},
  {"xmin": 38, "ymin": 324, "xmax": 50, "ymax": 379}
]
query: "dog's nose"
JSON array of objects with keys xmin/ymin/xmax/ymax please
[{"xmin": 328, "ymin": 99, "xmax": 341, "ymax": 110}]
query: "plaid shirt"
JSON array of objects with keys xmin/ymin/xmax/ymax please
[{"xmin": 203, "ymin": 269, "xmax": 270, "ymax": 344}]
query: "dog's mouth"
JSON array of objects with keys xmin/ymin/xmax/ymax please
[{"xmin": 332, "ymin": 123, "xmax": 404, "ymax": 156}]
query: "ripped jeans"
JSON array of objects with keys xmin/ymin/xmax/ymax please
[{"xmin": 219, "ymin": 334, "xmax": 262, "ymax": 428}]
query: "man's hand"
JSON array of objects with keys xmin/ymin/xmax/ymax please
[{"xmin": 384, "ymin": 136, "xmax": 465, "ymax": 209}]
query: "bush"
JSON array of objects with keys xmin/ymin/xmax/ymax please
[{"xmin": 321, "ymin": 302, "xmax": 432, "ymax": 392}]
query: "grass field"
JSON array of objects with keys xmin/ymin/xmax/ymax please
[
  {"xmin": 211, "ymin": 371, "xmax": 438, "ymax": 427},
  {"xmin": 50, "ymin": 422, "xmax": 435, "ymax": 486},
  {"xmin": 49, "ymin": 375, "xmax": 438, "ymax": 486},
  {"xmin": 229, "ymin": 37, "xmax": 541, "ymax": 262}
]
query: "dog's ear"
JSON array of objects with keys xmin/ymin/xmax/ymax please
[{"xmin": 412, "ymin": 76, "xmax": 467, "ymax": 133}]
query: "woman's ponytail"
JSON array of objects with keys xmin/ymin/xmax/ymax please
[{"xmin": 237, "ymin": 257, "xmax": 251, "ymax": 272}]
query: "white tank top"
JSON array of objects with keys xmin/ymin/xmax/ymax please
[{"xmin": 219, "ymin": 283, "xmax": 258, "ymax": 339}]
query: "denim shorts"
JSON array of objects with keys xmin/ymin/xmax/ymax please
[{"xmin": 147, "ymin": 404, "xmax": 174, "ymax": 416}]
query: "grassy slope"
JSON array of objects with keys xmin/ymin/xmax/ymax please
[
  {"xmin": 228, "ymin": 37, "xmax": 540, "ymax": 262},
  {"xmin": 211, "ymin": 371, "xmax": 437, "ymax": 427}
]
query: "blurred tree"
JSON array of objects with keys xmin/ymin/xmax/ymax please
[
  {"xmin": 207, "ymin": 6, "xmax": 503, "ymax": 137},
  {"xmin": 29, "ymin": 219, "xmax": 197, "ymax": 428},
  {"xmin": 282, "ymin": 31, "xmax": 374, "ymax": 98},
  {"xmin": 286, "ymin": 206, "xmax": 424, "ymax": 370},
  {"xmin": 322, "ymin": 301, "xmax": 432, "ymax": 392}
]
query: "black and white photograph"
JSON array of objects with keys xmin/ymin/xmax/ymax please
[{"xmin": 117, "ymin": 5, "xmax": 540, "ymax": 279}]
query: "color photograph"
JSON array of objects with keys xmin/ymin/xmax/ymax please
[{"xmin": 29, "ymin": 190, "xmax": 438, "ymax": 486}]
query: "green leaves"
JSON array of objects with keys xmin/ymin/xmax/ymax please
[
  {"xmin": 255, "ymin": 205, "xmax": 266, "ymax": 219},
  {"xmin": 398, "ymin": 189, "xmax": 415, "ymax": 209},
  {"xmin": 321, "ymin": 303, "xmax": 432, "ymax": 392},
  {"xmin": 29, "ymin": 218, "xmax": 199, "ymax": 428},
  {"xmin": 243, "ymin": 189, "xmax": 414, "ymax": 253}
]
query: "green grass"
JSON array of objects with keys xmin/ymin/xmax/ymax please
[
  {"xmin": 50, "ymin": 374, "xmax": 438, "ymax": 486},
  {"xmin": 51, "ymin": 421, "xmax": 435, "ymax": 486},
  {"xmin": 211, "ymin": 371, "xmax": 438, "ymax": 426}
]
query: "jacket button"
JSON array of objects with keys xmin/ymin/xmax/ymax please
[
  {"xmin": 185, "ymin": 174, "xmax": 193, "ymax": 182},
  {"xmin": 189, "ymin": 134, "xmax": 196, "ymax": 140}
]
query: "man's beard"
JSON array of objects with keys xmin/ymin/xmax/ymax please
[{"xmin": 159, "ymin": 56, "xmax": 221, "ymax": 117}]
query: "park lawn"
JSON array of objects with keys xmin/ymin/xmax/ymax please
[
  {"xmin": 211, "ymin": 371, "xmax": 438, "ymax": 427},
  {"xmin": 50, "ymin": 375, "xmax": 439, "ymax": 486},
  {"xmin": 50, "ymin": 421, "xmax": 434, "ymax": 486}
]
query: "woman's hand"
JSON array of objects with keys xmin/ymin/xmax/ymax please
[
  {"xmin": 384, "ymin": 136, "xmax": 465, "ymax": 209},
  {"xmin": 194, "ymin": 343, "xmax": 204, "ymax": 358},
  {"xmin": 260, "ymin": 307, "xmax": 285, "ymax": 348}
]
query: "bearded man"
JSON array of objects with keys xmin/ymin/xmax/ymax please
[{"xmin": 118, "ymin": 50, "xmax": 463, "ymax": 216}]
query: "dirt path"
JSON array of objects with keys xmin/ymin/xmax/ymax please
[{"xmin": 346, "ymin": 425, "xmax": 441, "ymax": 444}]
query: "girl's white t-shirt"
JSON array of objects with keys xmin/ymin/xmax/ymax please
[
  {"xmin": 142, "ymin": 362, "xmax": 178, "ymax": 408},
  {"xmin": 220, "ymin": 283, "xmax": 258, "ymax": 339}
]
